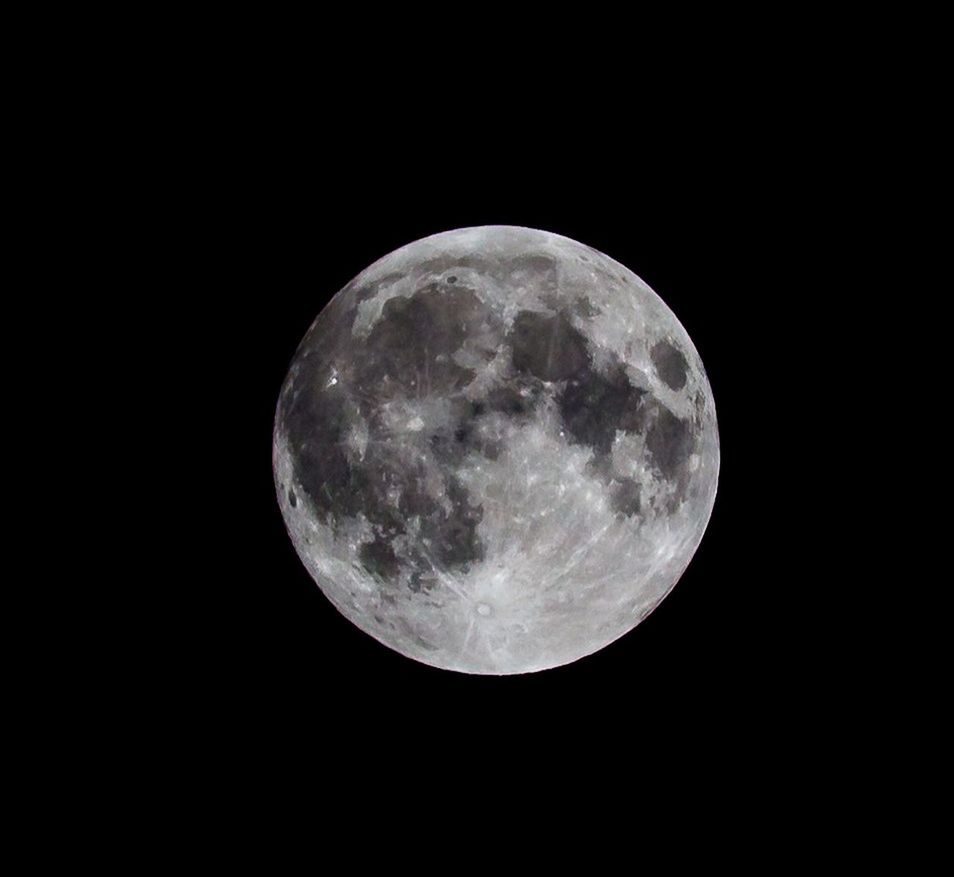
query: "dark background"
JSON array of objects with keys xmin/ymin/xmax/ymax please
[
  {"xmin": 72, "ymin": 20, "xmax": 905, "ymax": 841},
  {"xmin": 183, "ymin": 107, "xmax": 829, "ymax": 775},
  {"xmin": 43, "ymin": 19, "xmax": 900, "ymax": 842}
]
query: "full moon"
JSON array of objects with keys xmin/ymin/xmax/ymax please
[{"xmin": 273, "ymin": 226, "xmax": 719, "ymax": 674}]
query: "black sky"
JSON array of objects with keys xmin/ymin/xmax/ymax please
[{"xmin": 175, "ymin": 99, "xmax": 833, "ymax": 780}]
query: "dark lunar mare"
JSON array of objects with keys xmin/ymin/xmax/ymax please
[
  {"xmin": 508, "ymin": 310, "xmax": 590, "ymax": 382},
  {"xmin": 506, "ymin": 307, "xmax": 698, "ymax": 512},
  {"xmin": 354, "ymin": 284, "xmax": 485, "ymax": 401},
  {"xmin": 280, "ymin": 264, "xmax": 700, "ymax": 592},
  {"xmin": 611, "ymin": 477, "xmax": 642, "ymax": 517},
  {"xmin": 274, "ymin": 229, "xmax": 718, "ymax": 673},
  {"xmin": 650, "ymin": 340, "xmax": 689, "ymax": 391},
  {"xmin": 559, "ymin": 360, "xmax": 649, "ymax": 456},
  {"xmin": 280, "ymin": 280, "xmax": 498, "ymax": 588}
]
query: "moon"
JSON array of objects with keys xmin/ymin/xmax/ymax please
[{"xmin": 273, "ymin": 226, "xmax": 719, "ymax": 674}]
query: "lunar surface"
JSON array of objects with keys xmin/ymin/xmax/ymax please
[{"xmin": 273, "ymin": 226, "xmax": 719, "ymax": 674}]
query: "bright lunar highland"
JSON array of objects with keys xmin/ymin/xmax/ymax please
[{"xmin": 273, "ymin": 226, "xmax": 719, "ymax": 674}]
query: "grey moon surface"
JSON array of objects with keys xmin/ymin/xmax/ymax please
[{"xmin": 273, "ymin": 226, "xmax": 719, "ymax": 674}]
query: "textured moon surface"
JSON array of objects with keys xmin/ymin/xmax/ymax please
[{"xmin": 273, "ymin": 226, "xmax": 719, "ymax": 674}]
